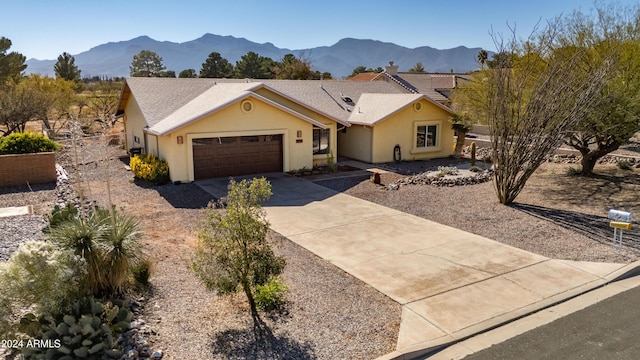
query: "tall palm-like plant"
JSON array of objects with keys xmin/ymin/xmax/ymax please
[{"xmin": 451, "ymin": 112, "xmax": 474, "ymax": 157}]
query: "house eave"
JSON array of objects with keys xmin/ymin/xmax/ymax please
[{"xmin": 149, "ymin": 90, "xmax": 329, "ymax": 136}]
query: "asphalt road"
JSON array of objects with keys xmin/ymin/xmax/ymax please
[{"xmin": 461, "ymin": 284, "xmax": 640, "ymax": 360}]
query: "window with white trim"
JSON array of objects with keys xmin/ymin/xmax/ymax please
[
  {"xmin": 313, "ymin": 127, "xmax": 330, "ymax": 155},
  {"xmin": 416, "ymin": 125, "xmax": 438, "ymax": 148}
]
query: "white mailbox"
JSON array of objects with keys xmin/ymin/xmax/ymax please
[
  {"xmin": 608, "ymin": 209, "xmax": 632, "ymax": 223},
  {"xmin": 608, "ymin": 209, "xmax": 632, "ymax": 248}
]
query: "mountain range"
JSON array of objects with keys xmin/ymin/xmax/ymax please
[{"xmin": 24, "ymin": 33, "xmax": 487, "ymax": 78}]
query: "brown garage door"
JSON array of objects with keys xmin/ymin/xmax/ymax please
[{"xmin": 192, "ymin": 135, "xmax": 283, "ymax": 179}]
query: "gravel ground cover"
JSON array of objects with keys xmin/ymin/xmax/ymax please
[
  {"xmin": 0, "ymin": 141, "xmax": 400, "ymax": 359},
  {"xmin": 3, "ymin": 136, "xmax": 639, "ymax": 359}
]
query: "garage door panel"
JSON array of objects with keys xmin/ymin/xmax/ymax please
[{"xmin": 193, "ymin": 135, "xmax": 283, "ymax": 179}]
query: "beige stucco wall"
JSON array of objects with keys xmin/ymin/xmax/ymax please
[
  {"xmin": 157, "ymin": 96, "xmax": 318, "ymax": 183},
  {"xmin": 372, "ymin": 99, "xmax": 454, "ymax": 163},
  {"xmin": 255, "ymin": 88, "xmax": 338, "ymax": 168},
  {"xmin": 337, "ymin": 125, "xmax": 373, "ymax": 163},
  {"xmin": 124, "ymin": 94, "xmax": 148, "ymax": 153},
  {"xmin": 339, "ymin": 99, "xmax": 454, "ymax": 164}
]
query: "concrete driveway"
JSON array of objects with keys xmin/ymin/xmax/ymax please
[{"xmin": 196, "ymin": 173, "xmax": 635, "ymax": 359}]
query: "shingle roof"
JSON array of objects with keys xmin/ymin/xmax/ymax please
[
  {"xmin": 388, "ymin": 73, "xmax": 450, "ymax": 102},
  {"xmin": 348, "ymin": 93, "xmax": 454, "ymax": 126},
  {"xmin": 122, "ymin": 78, "xmax": 216, "ymax": 126},
  {"xmin": 347, "ymin": 94, "xmax": 423, "ymax": 125},
  {"xmin": 148, "ymin": 82, "xmax": 330, "ymax": 135},
  {"xmin": 120, "ymin": 78, "xmax": 413, "ymax": 133},
  {"xmin": 260, "ymin": 80, "xmax": 405, "ymax": 123},
  {"xmin": 159, "ymin": 78, "xmax": 406, "ymax": 123}
]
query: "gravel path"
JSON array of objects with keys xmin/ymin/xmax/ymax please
[{"xmin": 0, "ymin": 182, "xmax": 57, "ymax": 261}]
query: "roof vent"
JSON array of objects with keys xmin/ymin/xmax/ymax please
[{"xmin": 340, "ymin": 93, "xmax": 353, "ymax": 103}]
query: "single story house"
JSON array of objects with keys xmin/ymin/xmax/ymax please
[
  {"xmin": 339, "ymin": 93, "xmax": 456, "ymax": 163},
  {"xmin": 116, "ymin": 78, "xmax": 455, "ymax": 183}
]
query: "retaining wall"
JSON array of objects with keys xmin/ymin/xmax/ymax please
[{"xmin": 0, "ymin": 152, "xmax": 57, "ymax": 187}]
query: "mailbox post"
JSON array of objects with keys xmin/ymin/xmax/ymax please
[{"xmin": 608, "ymin": 209, "xmax": 632, "ymax": 248}]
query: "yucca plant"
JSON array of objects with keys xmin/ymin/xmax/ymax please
[
  {"xmin": 46, "ymin": 206, "xmax": 147, "ymax": 297},
  {"xmin": 46, "ymin": 212, "xmax": 107, "ymax": 295},
  {"xmin": 99, "ymin": 210, "xmax": 145, "ymax": 295}
]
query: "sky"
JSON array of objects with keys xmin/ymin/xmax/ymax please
[{"xmin": 2, "ymin": 0, "xmax": 636, "ymax": 60}]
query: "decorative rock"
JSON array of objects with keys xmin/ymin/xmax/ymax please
[
  {"xmin": 129, "ymin": 320, "xmax": 142, "ymax": 329},
  {"xmin": 139, "ymin": 348, "xmax": 151, "ymax": 358},
  {"xmin": 392, "ymin": 168, "xmax": 493, "ymax": 188},
  {"xmin": 152, "ymin": 350, "xmax": 163, "ymax": 359}
]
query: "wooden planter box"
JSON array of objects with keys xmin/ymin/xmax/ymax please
[{"xmin": 0, "ymin": 152, "xmax": 57, "ymax": 187}]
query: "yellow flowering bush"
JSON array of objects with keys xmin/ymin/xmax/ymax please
[{"xmin": 130, "ymin": 154, "xmax": 169, "ymax": 185}]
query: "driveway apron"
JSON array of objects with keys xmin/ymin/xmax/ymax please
[{"xmin": 196, "ymin": 173, "xmax": 630, "ymax": 358}]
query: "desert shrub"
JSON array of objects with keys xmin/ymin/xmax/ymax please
[
  {"xmin": 20, "ymin": 297, "xmax": 132, "ymax": 359},
  {"xmin": 131, "ymin": 259, "xmax": 153, "ymax": 290},
  {"xmin": 130, "ymin": 154, "xmax": 170, "ymax": 185},
  {"xmin": 618, "ymin": 160, "xmax": 632, "ymax": 170},
  {"xmin": 46, "ymin": 206, "xmax": 147, "ymax": 297},
  {"xmin": 0, "ymin": 241, "xmax": 87, "ymax": 338},
  {"xmin": 43, "ymin": 202, "xmax": 78, "ymax": 233},
  {"xmin": 253, "ymin": 277, "xmax": 289, "ymax": 311},
  {"xmin": 0, "ymin": 132, "xmax": 59, "ymax": 155}
]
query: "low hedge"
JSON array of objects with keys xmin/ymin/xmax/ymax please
[
  {"xmin": 130, "ymin": 153, "xmax": 170, "ymax": 185},
  {"xmin": 0, "ymin": 132, "xmax": 59, "ymax": 155}
]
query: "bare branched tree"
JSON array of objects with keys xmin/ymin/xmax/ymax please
[{"xmin": 473, "ymin": 19, "xmax": 616, "ymax": 204}]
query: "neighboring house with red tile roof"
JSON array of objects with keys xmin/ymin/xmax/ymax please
[
  {"xmin": 348, "ymin": 62, "xmax": 472, "ymax": 108},
  {"xmin": 116, "ymin": 78, "xmax": 454, "ymax": 182},
  {"xmin": 348, "ymin": 72, "xmax": 381, "ymax": 81}
]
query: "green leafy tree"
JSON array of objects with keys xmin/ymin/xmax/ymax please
[
  {"xmin": 563, "ymin": 5, "xmax": 640, "ymax": 175},
  {"xmin": 312, "ymin": 71, "xmax": 332, "ymax": 80},
  {"xmin": 234, "ymin": 51, "xmax": 275, "ymax": 79},
  {"xmin": 274, "ymin": 53, "xmax": 313, "ymax": 80},
  {"xmin": 350, "ymin": 65, "xmax": 368, "ymax": 77},
  {"xmin": 179, "ymin": 68, "xmax": 197, "ymax": 78},
  {"xmin": 199, "ymin": 52, "xmax": 234, "ymax": 78},
  {"xmin": 486, "ymin": 51, "xmax": 515, "ymax": 69},
  {"xmin": 0, "ymin": 75, "xmax": 74, "ymax": 136},
  {"xmin": 349, "ymin": 65, "xmax": 383, "ymax": 77},
  {"xmin": 129, "ymin": 50, "xmax": 166, "ymax": 77},
  {"xmin": 54, "ymin": 52, "xmax": 81, "ymax": 84},
  {"xmin": 0, "ymin": 37, "xmax": 26, "ymax": 85},
  {"xmin": 408, "ymin": 62, "xmax": 426, "ymax": 73},
  {"xmin": 192, "ymin": 178, "xmax": 286, "ymax": 326}
]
